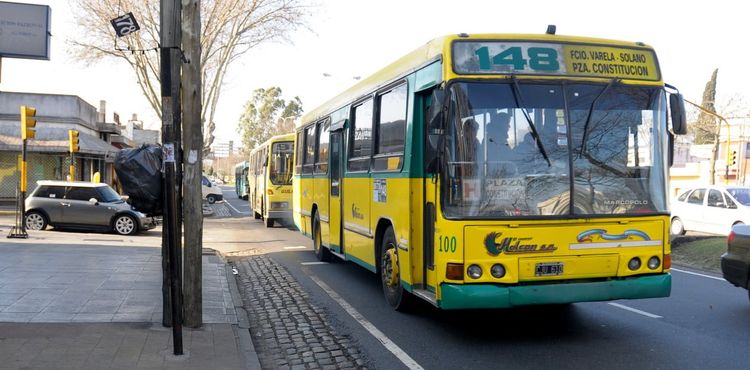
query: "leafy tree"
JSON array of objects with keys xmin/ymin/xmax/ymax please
[
  {"xmin": 238, "ymin": 87, "xmax": 302, "ymax": 153},
  {"xmin": 690, "ymin": 69, "xmax": 719, "ymax": 145},
  {"xmin": 69, "ymin": 0, "xmax": 312, "ymax": 154}
]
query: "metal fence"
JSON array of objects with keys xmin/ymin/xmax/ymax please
[{"xmin": 0, "ymin": 152, "xmax": 114, "ymax": 200}]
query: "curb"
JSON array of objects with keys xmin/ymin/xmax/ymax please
[{"xmin": 220, "ymin": 251, "xmax": 262, "ymax": 370}]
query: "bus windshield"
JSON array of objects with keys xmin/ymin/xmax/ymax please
[
  {"xmin": 442, "ymin": 81, "xmax": 668, "ymax": 219},
  {"xmin": 270, "ymin": 141, "xmax": 294, "ymax": 185}
]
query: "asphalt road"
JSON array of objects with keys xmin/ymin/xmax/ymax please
[{"xmin": 218, "ymin": 187, "xmax": 750, "ymax": 369}]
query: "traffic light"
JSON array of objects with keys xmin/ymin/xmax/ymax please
[
  {"xmin": 69, "ymin": 130, "xmax": 80, "ymax": 153},
  {"xmin": 731, "ymin": 150, "xmax": 737, "ymax": 166},
  {"xmin": 20, "ymin": 106, "xmax": 36, "ymax": 140}
]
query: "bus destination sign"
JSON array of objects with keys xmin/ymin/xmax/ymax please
[{"xmin": 453, "ymin": 41, "xmax": 660, "ymax": 81}]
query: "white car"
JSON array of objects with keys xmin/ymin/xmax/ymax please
[
  {"xmin": 202, "ymin": 175, "xmax": 223, "ymax": 204},
  {"xmin": 671, "ymin": 186, "xmax": 750, "ymax": 236}
]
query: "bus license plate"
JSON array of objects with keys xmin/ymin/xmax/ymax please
[{"xmin": 535, "ymin": 262, "xmax": 564, "ymax": 276}]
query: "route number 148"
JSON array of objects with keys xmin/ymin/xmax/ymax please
[{"xmin": 475, "ymin": 46, "xmax": 560, "ymax": 72}]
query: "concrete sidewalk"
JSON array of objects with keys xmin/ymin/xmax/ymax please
[
  {"xmin": 0, "ymin": 225, "xmax": 259, "ymax": 369},
  {"xmin": 0, "ymin": 322, "xmax": 243, "ymax": 369}
]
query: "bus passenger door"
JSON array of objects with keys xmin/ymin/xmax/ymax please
[
  {"xmin": 421, "ymin": 91, "xmax": 438, "ymax": 294},
  {"xmin": 329, "ymin": 131, "xmax": 343, "ymax": 252}
]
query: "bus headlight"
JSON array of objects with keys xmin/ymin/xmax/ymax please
[
  {"xmin": 271, "ymin": 202, "xmax": 288, "ymax": 210},
  {"xmin": 490, "ymin": 264, "xmax": 506, "ymax": 278},
  {"xmin": 467, "ymin": 264, "xmax": 482, "ymax": 279},
  {"xmin": 628, "ymin": 257, "xmax": 642, "ymax": 271},
  {"xmin": 647, "ymin": 256, "xmax": 661, "ymax": 270}
]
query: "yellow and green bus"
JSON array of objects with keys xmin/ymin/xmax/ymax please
[
  {"xmin": 248, "ymin": 133, "xmax": 295, "ymax": 227},
  {"xmin": 294, "ymin": 31, "xmax": 687, "ymax": 310}
]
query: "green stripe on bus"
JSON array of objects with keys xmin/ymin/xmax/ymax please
[{"xmin": 346, "ymin": 254, "xmax": 377, "ymax": 274}]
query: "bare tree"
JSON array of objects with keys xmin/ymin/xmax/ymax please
[{"xmin": 69, "ymin": 0, "xmax": 312, "ymax": 154}]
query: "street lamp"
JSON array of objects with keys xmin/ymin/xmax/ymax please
[
  {"xmin": 683, "ymin": 98, "xmax": 732, "ymax": 184},
  {"xmin": 322, "ymin": 73, "xmax": 360, "ymax": 80}
]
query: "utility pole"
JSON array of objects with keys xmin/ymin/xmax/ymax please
[
  {"xmin": 160, "ymin": 0, "xmax": 183, "ymax": 355},
  {"xmin": 182, "ymin": 0, "xmax": 203, "ymax": 328}
]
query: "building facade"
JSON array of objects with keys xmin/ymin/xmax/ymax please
[{"xmin": 0, "ymin": 92, "xmax": 121, "ymax": 200}]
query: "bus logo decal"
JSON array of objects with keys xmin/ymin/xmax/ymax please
[
  {"xmin": 576, "ymin": 229, "xmax": 650, "ymax": 243},
  {"xmin": 484, "ymin": 232, "xmax": 557, "ymax": 256},
  {"xmin": 351, "ymin": 204, "xmax": 365, "ymax": 220}
]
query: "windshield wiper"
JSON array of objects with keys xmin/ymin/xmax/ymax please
[
  {"xmin": 579, "ymin": 79, "xmax": 617, "ymax": 158},
  {"xmin": 510, "ymin": 77, "xmax": 551, "ymax": 166}
]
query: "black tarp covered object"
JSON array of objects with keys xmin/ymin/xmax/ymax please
[{"xmin": 114, "ymin": 144, "xmax": 163, "ymax": 216}]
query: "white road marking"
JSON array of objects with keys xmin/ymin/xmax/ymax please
[
  {"xmin": 671, "ymin": 267, "xmax": 725, "ymax": 281},
  {"xmin": 309, "ymin": 275, "xmax": 425, "ymax": 370},
  {"xmin": 284, "ymin": 246, "xmax": 307, "ymax": 250},
  {"xmin": 301, "ymin": 262, "xmax": 328, "ymax": 265},
  {"xmin": 223, "ymin": 199, "xmax": 249, "ymax": 215},
  {"xmin": 608, "ymin": 302, "xmax": 662, "ymax": 318}
]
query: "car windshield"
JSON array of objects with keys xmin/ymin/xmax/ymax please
[
  {"xmin": 442, "ymin": 81, "xmax": 668, "ymax": 219},
  {"xmin": 726, "ymin": 188, "xmax": 750, "ymax": 206},
  {"xmin": 97, "ymin": 185, "xmax": 123, "ymax": 203}
]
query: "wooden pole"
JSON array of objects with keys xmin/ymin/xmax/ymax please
[
  {"xmin": 182, "ymin": 0, "xmax": 203, "ymax": 328},
  {"xmin": 160, "ymin": 0, "xmax": 183, "ymax": 355}
]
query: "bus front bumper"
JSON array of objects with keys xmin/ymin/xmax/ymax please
[
  {"xmin": 438, "ymin": 274, "xmax": 671, "ymax": 310},
  {"xmin": 267, "ymin": 210, "xmax": 292, "ymax": 221}
]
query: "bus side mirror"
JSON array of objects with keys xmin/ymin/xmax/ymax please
[
  {"xmin": 426, "ymin": 88, "xmax": 447, "ymax": 172},
  {"xmin": 669, "ymin": 93, "xmax": 687, "ymax": 135}
]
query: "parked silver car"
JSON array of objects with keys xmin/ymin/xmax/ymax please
[
  {"xmin": 670, "ymin": 186, "xmax": 750, "ymax": 236},
  {"xmin": 24, "ymin": 180, "xmax": 157, "ymax": 235}
]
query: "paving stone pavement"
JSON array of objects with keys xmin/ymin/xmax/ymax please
[
  {"xmin": 0, "ymin": 243, "xmax": 236, "ymax": 324},
  {"xmin": 231, "ymin": 254, "xmax": 371, "ymax": 370}
]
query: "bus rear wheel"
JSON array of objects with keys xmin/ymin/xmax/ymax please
[
  {"xmin": 313, "ymin": 213, "xmax": 331, "ymax": 262},
  {"xmin": 380, "ymin": 226, "xmax": 412, "ymax": 311}
]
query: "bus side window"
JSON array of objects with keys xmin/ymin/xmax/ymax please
[
  {"xmin": 294, "ymin": 130, "xmax": 304, "ymax": 175},
  {"xmin": 303, "ymin": 125, "xmax": 316, "ymax": 174},
  {"xmin": 315, "ymin": 119, "xmax": 330, "ymax": 174},
  {"xmin": 348, "ymin": 98, "xmax": 374, "ymax": 172},
  {"xmin": 373, "ymin": 83, "xmax": 407, "ymax": 172}
]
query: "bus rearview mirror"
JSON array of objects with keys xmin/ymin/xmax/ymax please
[
  {"xmin": 669, "ymin": 93, "xmax": 687, "ymax": 135},
  {"xmin": 426, "ymin": 88, "xmax": 447, "ymax": 173},
  {"xmin": 427, "ymin": 89, "xmax": 446, "ymax": 132}
]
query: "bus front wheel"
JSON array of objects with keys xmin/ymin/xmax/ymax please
[{"xmin": 380, "ymin": 226, "xmax": 412, "ymax": 311}]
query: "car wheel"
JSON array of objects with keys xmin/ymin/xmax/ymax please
[
  {"xmin": 113, "ymin": 214, "xmax": 137, "ymax": 235},
  {"xmin": 313, "ymin": 212, "xmax": 331, "ymax": 262},
  {"xmin": 380, "ymin": 226, "xmax": 413, "ymax": 311},
  {"xmin": 207, "ymin": 194, "xmax": 217, "ymax": 204},
  {"xmin": 24, "ymin": 211, "xmax": 48, "ymax": 230},
  {"xmin": 265, "ymin": 217, "xmax": 274, "ymax": 228},
  {"xmin": 671, "ymin": 217, "xmax": 686, "ymax": 236}
]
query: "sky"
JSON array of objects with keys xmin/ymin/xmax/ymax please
[{"xmin": 1, "ymin": 0, "xmax": 748, "ymax": 147}]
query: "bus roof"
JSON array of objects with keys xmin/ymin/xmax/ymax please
[
  {"xmin": 299, "ymin": 33, "xmax": 658, "ymax": 127},
  {"xmin": 249, "ymin": 132, "xmax": 296, "ymax": 155}
]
